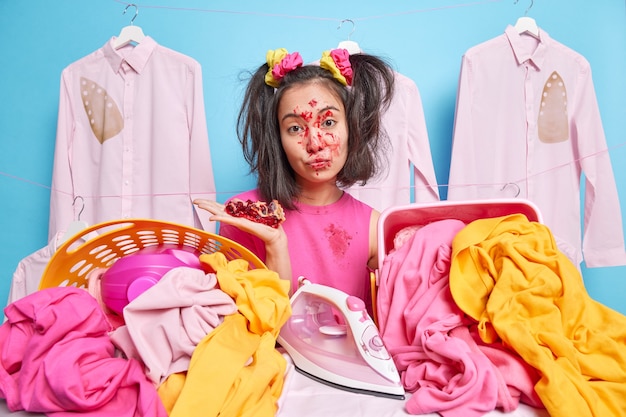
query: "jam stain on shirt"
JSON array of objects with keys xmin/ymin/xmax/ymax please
[{"xmin": 325, "ymin": 223, "xmax": 353, "ymax": 259}]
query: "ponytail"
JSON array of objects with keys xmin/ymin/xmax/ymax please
[{"xmin": 338, "ymin": 53, "xmax": 395, "ymax": 188}]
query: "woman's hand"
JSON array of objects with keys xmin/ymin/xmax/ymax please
[
  {"xmin": 193, "ymin": 199, "xmax": 293, "ymax": 288},
  {"xmin": 193, "ymin": 199, "xmax": 284, "ymax": 246}
]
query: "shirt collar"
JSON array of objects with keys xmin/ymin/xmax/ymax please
[
  {"xmin": 504, "ymin": 25, "xmax": 548, "ymax": 70},
  {"xmin": 102, "ymin": 36, "xmax": 157, "ymax": 75}
]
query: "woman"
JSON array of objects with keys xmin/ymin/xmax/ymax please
[{"xmin": 195, "ymin": 48, "xmax": 394, "ymax": 312}]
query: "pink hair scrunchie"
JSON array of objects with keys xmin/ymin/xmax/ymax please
[
  {"xmin": 320, "ymin": 48, "xmax": 353, "ymax": 86},
  {"xmin": 265, "ymin": 48, "xmax": 303, "ymax": 88}
]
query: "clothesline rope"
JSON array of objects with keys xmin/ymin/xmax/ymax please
[
  {"xmin": 111, "ymin": 0, "xmax": 504, "ymax": 23},
  {"xmin": 3, "ymin": 140, "xmax": 625, "ymax": 199}
]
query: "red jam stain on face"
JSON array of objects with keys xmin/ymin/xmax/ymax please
[
  {"xmin": 325, "ymin": 223, "xmax": 352, "ymax": 258},
  {"xmin": 317, "ymin": 111, "xmax": 341, "ymax": 154},
  {"xmin": 292, "ymin": 105, "xmax": 313, "ymax": 123},
  {"xmin": 300, "ymin": 110, "xmax": 313, "ymax": 122},
  {"xmin": 324, "ymin": 111, "xmax": 339, "ymax": 145},
  {"xmin": 291, "ymin": 97, "xmax": 344, "ymax": 175}
]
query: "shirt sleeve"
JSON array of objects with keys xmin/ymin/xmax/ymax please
[
  {"xmin": 447, "ymin": 53, "xmax": 479, "ymax": 200},
  {"xmin": 573, "ymin": 66, "xmax": 626, "ymax": 267},
  {"xmin": 186, "ymin": 60, "xmax": 217, "ymax": 233},
  {"xmin": 404, "ymin": 76, "xmax": 440, "ymax": 202},
  {"xmin": 48, "ymin": 68, "xmax": 77, "ymax": 240}
]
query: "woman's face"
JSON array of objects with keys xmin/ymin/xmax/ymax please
[{"xmin": 277, "ymin": 82, "xmax": 348, "ymax": 187}]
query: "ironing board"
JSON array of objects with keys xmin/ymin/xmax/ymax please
[
  {"xmin": 0, "ymin": 375, "xmax": 551, "ymax": 417},
  {"xmin": 0, "ymin": 344, "xmax": 550, "ymax": 417},
  {"xmin": 0, "ymin": 360, "xmax": 549, "ymax": 417},
  {"xmin": 277, "ymin": 353, "xmax": 549, "ymax": 417}
]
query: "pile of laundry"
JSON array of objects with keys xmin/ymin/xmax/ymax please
[
  {"xmin": 376, "ymin": 214, "xmax": 626, "ymax": 417},
  {"xmin": 0, "ymin": 252, "xmax": 292, "ymax": 417}
]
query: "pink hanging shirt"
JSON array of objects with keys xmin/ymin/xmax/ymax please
[
  {"xmin": 49, "ymin": 36, "xmax": 216, "ymax": 239},
  {"xmin": 448, "ymin": 26, "xmax": 626, "ymax": 267}
]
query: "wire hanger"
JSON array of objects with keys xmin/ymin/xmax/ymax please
[
  {"xmin": 500, "ymin": 182, "xmax": 521, "ymax": 198},
  {"xmin": 60, "ymin": 196, "xmax": 89, "ymax": 243},
  {"xmin": 513, "ymin": 0, "xmax": 539, "ymax": 39},
  {"xmin": 113, "ymin": 3, "xmax": 146, "ymax": 49},
  {"xmin": 336, "ymin": 19, "xmax": 362, "ymax": 55}
]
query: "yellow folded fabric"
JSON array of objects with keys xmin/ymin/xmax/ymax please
[
  {"xmin": 157, "ymin": 372, "xmax": 185, "ymax": 414},
  {"xmin": 450, "ymin": 214, "xmax": 626, "ymax": 417},
  {"xmin": 158, "ymin": 253, "xmax": 291, "ymax": 417},
  {"xmin": 201, "ymin": 253, "xmax": 291, "ymax": 337}
]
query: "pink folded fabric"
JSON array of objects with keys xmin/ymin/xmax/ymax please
[
  {"xmin": 0, "ymin": 286, "xmax": 166, "ymax": 416},
  {"xmin": 110, "ymin": 266, "xmax": 238, "ymax": 386},
  {"xmin": 377, "ymin": 219, "xmax": 500, "ymax": 417}
]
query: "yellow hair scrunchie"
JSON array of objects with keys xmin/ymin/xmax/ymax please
[
  {"xmin": 319, "ymin": 48, "xmax": 353, "ymax": 86},
  {"xmin": 265, "ymin": 48, "xmax": 303, "ymax": 88}
]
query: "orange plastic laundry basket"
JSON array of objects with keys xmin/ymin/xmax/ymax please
[{"xmin": 40, "ymin": 218, "xmax": 266, "ymax": 290}]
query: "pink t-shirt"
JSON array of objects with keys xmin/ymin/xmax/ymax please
[{"xmin": 220, "ymin": 190, "xmax": 373, "ymax": 307}]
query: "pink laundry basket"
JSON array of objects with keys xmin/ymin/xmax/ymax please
[{"xmin": 370, "ymin": 198, "xmax": 543, "ymax": 324}]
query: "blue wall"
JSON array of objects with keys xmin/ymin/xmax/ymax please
[{"xmin": 1, "ymin": 0, "xmax": 625, "ymax": 313}]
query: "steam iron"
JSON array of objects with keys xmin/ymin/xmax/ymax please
[{"xmin": 277, "ymin": 281, "xmax": 405, "ymax": 399}]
